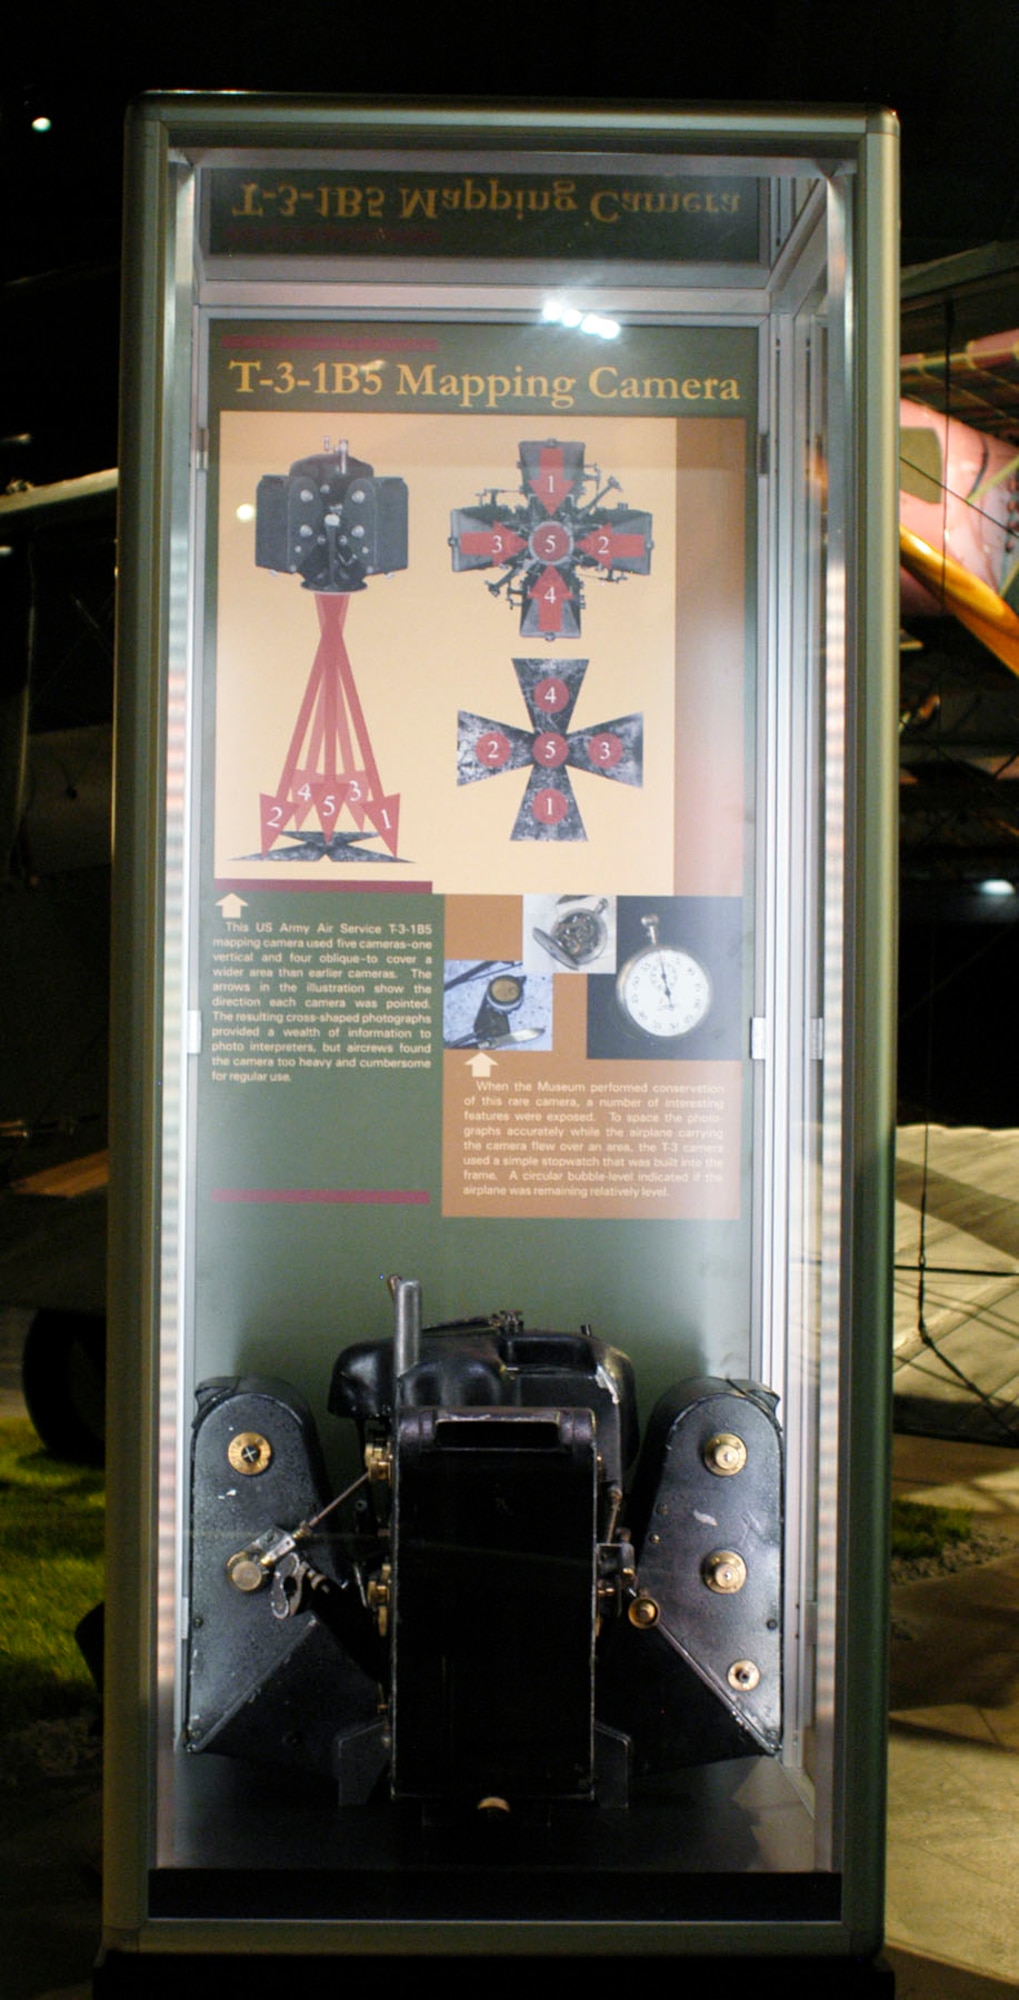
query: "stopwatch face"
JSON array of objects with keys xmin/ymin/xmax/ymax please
[
  {"xmin": 616, "ymin": 943, "xmax": 712, "ymax": 1040},
  {"xmin": 487, "ymin": 974, "xmax": 524, "ymax": 1012}
]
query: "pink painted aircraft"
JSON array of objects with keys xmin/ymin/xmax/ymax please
[{"xmin": 899, "ymin": 339, "xmax": 1019, "ymax": 671}]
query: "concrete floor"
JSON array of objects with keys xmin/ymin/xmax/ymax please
[
  {"xmin": 895, "ymin": 1126, "xmax": 1019, "ymax": 1445},
  {"xmin": 886, "ymin": 1433, "xmax": 1019, "ymax": 1994}
]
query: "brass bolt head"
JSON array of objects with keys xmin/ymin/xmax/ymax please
[
  {"xmin": 703, "ymin": 1432, "xmax": 748, "ymax": 1476},
  {"xmin": 628, "ymin": 1595, "xmax": 661, "ymax": 1629},
  {"xmin": 226, "ymin": 1552, "xmax": 266, "ymax": 1593},
  {"xmin": 228, "ymin": 1432, "xmax": 272, "ymax": 1476},
  {"xmin": 365, "ymin": 1441, "xmax": 393, "ymax": 1485},
  {"xmin": 702, "ymin": 1549, "xmax": 748, "ymax": 1594},
  {"xmin": 367, "ymin": 1562, "xmax": 392, "ymax": 1637}
]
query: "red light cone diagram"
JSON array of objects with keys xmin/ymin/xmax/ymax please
[{"xmin": 259, "ymin": 595, "xmax": 401, "ymax": 862}]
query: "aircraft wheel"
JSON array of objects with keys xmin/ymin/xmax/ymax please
[{"xmin": 21, "ymin": 1308, "xmax": 106, "ymax": 1465}]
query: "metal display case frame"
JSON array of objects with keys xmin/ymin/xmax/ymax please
[{"xmin": 103, "ymin": 96, "xmax": 898, "ymax": 1969}]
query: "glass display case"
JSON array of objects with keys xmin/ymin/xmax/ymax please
[{"xmin": 102, "ymin": 97, "xmax": 898, "ymax": 1967}]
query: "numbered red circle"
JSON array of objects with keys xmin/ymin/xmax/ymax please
[
  {"xmin": 528, "ymin": 520, "xmax": 573, "ymax": 564},
  {"xmin": 532, "ymin": 787, "xmax": 569, "ymax": 825},
  {"xmin": 532, "ymin": 731, "xmax": 569, "ymax": 768},
  {"xmin": 476, "ymin": 729, "xmax": 512, "ymax": 769},
  {"xmin": 534, "ymin": 676, "xmax": 570, "ymax": 715},
  {"xmin": 586, "ymin": 731, "xmax": 624, "ymax": 770}
]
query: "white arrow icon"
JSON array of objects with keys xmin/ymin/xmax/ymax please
[{"xmin": 466, "ymin": 1052, "xmax": 499, "ymax": 1078}]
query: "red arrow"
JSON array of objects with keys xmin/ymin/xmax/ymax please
[
  {"xmin": 289, "ymin": 770, "xmax": 318, "ymax": 830},
  {"xmin": 459, "ymin": 524, "xmax": 526, "ymax": 561},
  {"xmin": 577, "ymin": 529, "xmax": 649, "ymax": 565},
  {"xmin": 527, "ymin": 445, "xmax": 574, "ymax": 515},
  {"xmin": 309, "ymin": 775, "xmax": 351, "ymax": 831},
  {"xmin": 528, "ymin": 566, "xmax": 572, "ymax": 635},
  {"xmin": 341, "ymin": 769, "xmax": 370, "ymax": 829},
  {"xmin": 260, "ymin": 791, "xmax": 293, "ymax": 852},
  {"xmin": 364, "ymin": 792, "xmax": 401, "ymax": 855},
  {"xmin": 327, "ymin": 603, "xmax": 390, "ymax": 820}
]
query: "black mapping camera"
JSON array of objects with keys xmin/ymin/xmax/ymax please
[
  {"xmin": 255, "ymin": 441, "xmax": 408, "ymax": 593},
  {"xmin": 186, "ymin": 1281, "xmax": 782, "ymax": 1812}
]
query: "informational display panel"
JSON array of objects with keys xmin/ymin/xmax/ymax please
[
  {"xmin": 201, "ymin": 322, "xmax": 753, "ymax": 1309},
  {"xmin": 104, "ymin": 101, "xmax": 898, "ymax": 1967}
]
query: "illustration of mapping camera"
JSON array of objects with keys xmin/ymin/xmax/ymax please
[
  {"xmin": 255, "ymin": 442, "xmax": 408, "ymax": 594},
  {"xmin": 186, "ymin": 1279, "xmax": 782, "ymax": 1814},
  {"xmin": 450, "ymin": 439, "xmax": 653, "ymax": 639},
  {"xmin": 252, "ymin": 441, "xmax": 408, "ymax": 861}
]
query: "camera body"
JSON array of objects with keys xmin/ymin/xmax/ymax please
[
  {"xmin": 255, "ymin": 446, "xmax": 408, "ymax": 593},
  {"xmin": 186, "ymin": 1296, "xmax": 781, "ymax": 1811}
]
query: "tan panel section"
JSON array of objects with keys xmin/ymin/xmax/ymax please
[
  {"xmin": 443, "ymin": 1050, "xmax": 742, "ymax": 1221},
  {"xmin": 213, "ymin": 411, "xmax": 682, "ymax": 895},
  {"xmin": 673, "ymin": 418, "xmax": 746, "ymax": 897},
  {"xmin": 444, "ymin": 894, "xmax": 521, "ymax": 959}
]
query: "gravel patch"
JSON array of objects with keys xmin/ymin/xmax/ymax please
[
  {"xmin": 0, "ymin": 1710, "xmax": 102, "ymax": 1788},
  {"xmin": 891, "ymin": 1524, "xmax": 1018, "ymax": 1586}
]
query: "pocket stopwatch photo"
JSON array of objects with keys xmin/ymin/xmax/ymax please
[{"xmin": 614, "ymin": 914, "xmax": 713, "ymax": 1042}]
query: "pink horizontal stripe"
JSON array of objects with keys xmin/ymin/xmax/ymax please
[
  {"xmin": 221, "ymin": 335, "xmax": 439, "ymax": 353},
  {"xmin": 214, "ymin": 878, "xmax": 433, "ymax": 896},
  {"xmin": 212, "ymin": 1188, "xmax": 430, "ymax": 1206}
]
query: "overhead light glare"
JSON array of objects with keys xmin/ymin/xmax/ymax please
[
  {"xmin": 236, "ymin": 502, "xmax": 255, "ymax": 523},
  {"xmin": 979, "ymin": 878, "xmax": 1015, "ymax": 898},
  {"xmin": 580, "ymin": 311, "xmax": 620, "ymax": 340},
  {"xmin": 541, "ymin": 299, "xmax": 620, "ymax": 339},
  {"xmin": 31, "ymin": 115, "xmax": 52, "ymax": 134}
]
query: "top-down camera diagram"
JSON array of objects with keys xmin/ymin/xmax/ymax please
[
  {"xmin": 450, "ymin": 439, "xmax": 653, "ymax": 639},
  {"xmin": 186, "ymin": 1278, "xmax": 782, "ymax": 1817}
]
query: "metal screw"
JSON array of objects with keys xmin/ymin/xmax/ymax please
[
  {"xmin": 365, "ymin": 1442, "xmax": 393, "ymax": 1485},
  {"xmin": 703, "ymin": 1432, "xmax": 748, "ymax": 1477},
  {"xmin": 628, "ymin": 1595, "xmax": 660, "ymax": 1629},
  {"xmin": 727, "ymin": 1659, "xmax": 761, "ymax": 1691},
  {"xmin": 227, "ymin": 1432, "xmax": 272, "ymax": 1476},
  {"xmin": 226, "ymin": 1553, "xmax": 265, "ymax": 1594},
  {"xmin": 367, "ymin": 1562, "xmax": 392, "ymax": 1638},
  {"xmin": 702, "ymin": 1549, "xmax": 748, "ymax": 1594}
]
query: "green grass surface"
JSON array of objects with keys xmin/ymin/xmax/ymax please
[
  {"xmin": 0, "ymin": 1417, "xmax": 104, "ymax": 1730},
  {"xmin": 891, "ymin": 1495, "xmax": 973, "ymax": 1560}
]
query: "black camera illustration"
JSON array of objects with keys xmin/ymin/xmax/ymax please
[
  {"xmin": 255, "ymin": 441, "xmax": 408, "ymax": 594},
  {"xmin": 186, "ymin": 1281, "xmax": 781, "ymax": 1813}
]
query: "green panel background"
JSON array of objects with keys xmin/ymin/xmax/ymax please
[
  {"xmin": 191, "ymin": 317, "xmax": 759, "ymax": 1464},
  {"xmin": 192, "ymin": 883, "xmax": 754, "ymax": 1472}
]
